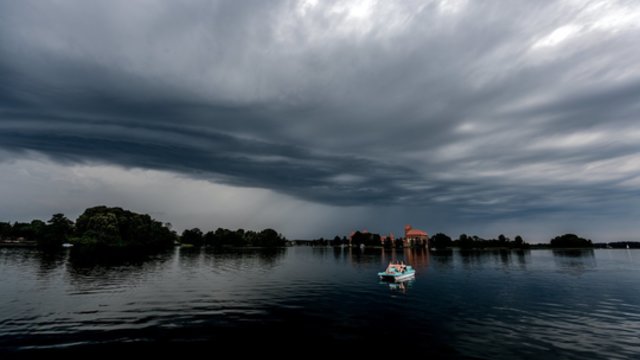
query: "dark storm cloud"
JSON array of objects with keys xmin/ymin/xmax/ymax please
[{"xmin": 1, "ymin": 0, "xmax": 640, "ymax": 226}]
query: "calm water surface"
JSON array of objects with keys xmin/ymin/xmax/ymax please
[{"xmin": 1, "ymin": 247, "xmax": 639, "ymax": 358}]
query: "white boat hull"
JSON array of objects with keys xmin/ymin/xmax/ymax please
[{"xmin": 379, "ymin": 271, "xmax": 415, "ymax": 282}]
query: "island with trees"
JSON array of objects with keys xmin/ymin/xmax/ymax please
[
  {"xmin": 547, "ymin": 233, "xmax": 593, "ymax": 248},
  {"xmin": 0, "ymin": 205, "xmax": 286, "ymax": 250}
]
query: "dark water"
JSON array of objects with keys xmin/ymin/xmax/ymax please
[{"xmin": 1, "ymin": 247, "xmax": 639, "ymax": 358}]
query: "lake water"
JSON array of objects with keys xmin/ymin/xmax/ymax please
[{"xmin": 1, "ymin": 246, "xmax": 639, "ymax": 358}]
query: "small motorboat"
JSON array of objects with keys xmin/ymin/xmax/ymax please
[{"xmin": 378, "ymin": 261, "xmax": 415, "ymax": 282}]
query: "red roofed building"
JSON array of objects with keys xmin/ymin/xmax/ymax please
[{"xmin": 404, "ymin": 225, "xmax": 428, "ymax": 247}]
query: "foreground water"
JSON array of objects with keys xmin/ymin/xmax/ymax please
[{"xmin": 1, "ymin": 246, "xmax": 639, "ymax": 358}]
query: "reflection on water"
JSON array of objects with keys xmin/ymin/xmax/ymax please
[
  {"xmin": 553, "ymin": 249, "xmax": 597, "ymax": 276},
  {"xmin": 35, "ymin": 250, "xmax": 67, "ymax": 274},
  {"xmin": 429, "ymin": 249, "xmax": 455, "ymax": 272},
  {"xmin": 201, "ymin": 247, "xmax": 286, "ymax": 271},
  {"xmin": 66, "ymin": 248, "xmax": 173, "ymax": 292},
  {"xmin": 1, "ymin": 247, "xmax": 639, "ymax": 358},
  {"xmin": 380, "ymin": 278, "xmax": 415, "ymax": 294},
  {"xmin": 456, "ymin": 249, "xmax": 532, "ymax": 270},
  {"xmin": 325, "ymin": 246, "xmax": 431, "ymax": 268},
  {"xmin": 553, "ymin": 249, "xmax": 596, "ymax": 258}
]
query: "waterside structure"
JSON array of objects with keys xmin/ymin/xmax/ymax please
[
  {"xmin": 404, "ymin": 224, "xmax": 428, "ymax": 247},
  {"xmin": 347, "ymin": 224, "xmax": 429, "ymax": 248}
]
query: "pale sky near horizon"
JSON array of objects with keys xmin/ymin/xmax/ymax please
[{"xmin": 1, "ymin": 0, "xmax": 640, "ymax": 242}]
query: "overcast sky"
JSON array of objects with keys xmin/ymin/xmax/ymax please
[{"xmin": 1, "ymin": 0, "xmax": 640, "ymax": 241}]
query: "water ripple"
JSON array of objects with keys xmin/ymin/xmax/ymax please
[{"xmin": 1, "ymin": 248, "xmax": 639, "ymax": 358}]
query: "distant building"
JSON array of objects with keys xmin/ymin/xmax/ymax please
[{"xmin": 404, "ymin": 225, "xmax": 428, "ymax": 247}]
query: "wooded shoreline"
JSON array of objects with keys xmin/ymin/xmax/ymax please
[{"xmin": 1, "ymin": 205, "xmax": 637, "ymax": 251}]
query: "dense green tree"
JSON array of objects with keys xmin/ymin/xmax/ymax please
[
  {"xmin": 550, "ymin": 234, "xmax": 593, "ymax": 248},
  {"xmin": 213, "ymin": 227, "xmax": 230, "ymax": 246},
  {"xmin": 331, "ymin": 236, "xmax": 342, "ymax": 246},
  {"xmin": 370, "ymin": 234, "xmax": 382, "ymax": 247},
  {"xmin": 11, "ymin": 222, "xmax": 36, "ymax": 240},
  {"xmin": 203, "ymin": 231, "xmax": 217, "ymax": 247},
  {"xmin": 30, "ymin": 220, "xmax": 46, "ymax": 239},
  {"xmin": 255, "ymin": 228, "xmax": 286, "ymax": 247},
  {"xmin": 0, "ymin": 222, "xmax": 10, "ymax": 239},
  {"xmin": 208, "ymin": 227, "xmax": 247, "ymax": 247},
  {"xmin": 350, "ymin": 231, "xmax": 367, "ymax": 247},
  {"xmin": 349, "ymin": 231, "xmax": 383, "ymax": 247},
  {"xmin": 383, "ymin": 236, "xmax": 393, "ymax": 249},
  {"xmin": 74, "ymin": 206, "xmax": 176, "ymax": 249},
  {"xmin": 430, "ymin": 233, "xmax": 453, "ymax": 249},
  {"xmin": 514, "ymin": 235, "xmax": 524, "ymax": 247},
  {"xmin": 229, "ymin": 229, "xmax": 244, "ymax": 246},
  {"xmin": 39, "ymin": 213, "xmax": 74, "ymax": 248},
  {"xmin": 80, "ymin": 212, "xmax": 121, "ymax": 246},
  {"xmin": 181, "ymin": 228, "xmax": 204, "ymax": 246},
  {"xmin": 244, "ymin": 230, "xmax": 258, "ymax": 246},
  {"xmin": 458, "ymin": 233, "xmax": 474, "ymax": 249}
]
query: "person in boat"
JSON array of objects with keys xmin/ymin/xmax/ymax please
[{"xmin": 386, "ymin": 261, "xmax": 407, "ymax": 273}]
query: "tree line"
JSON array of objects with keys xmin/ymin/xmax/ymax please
[
  {"xmin": 308, "ymin": 232, "xmax": 406, "ymax": 248},
  {"xmin": 0, "ymin": 205, "xmax": 286, "ymax": 250},
  {"xmin": 180, "ymin": 227, "xmax": 286, "ymax": 248},
  {"xmin": 422, "ymin": 233, "xmax": 600, "ymax": 249},
  {"xmin": 0, "ymin": 207, "xmax": 630, "ymax": 251},
  {"xmin": 304, "ymin": 232, "xmax": 611, "ymax": 250},
  {"xmin": 1, "ymin": 213, "xmax": 77, "ymax": 249},
  {"xmin": 429, "ymin": 233, "xmax": 528, "ymax": 249}
]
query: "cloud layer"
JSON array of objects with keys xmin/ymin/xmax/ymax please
[{"xmin": 1, "ymin": 0, "xmax": 640, "ymax": 240}]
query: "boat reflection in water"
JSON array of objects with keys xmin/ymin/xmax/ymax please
[{"xmin": 380, "ymin": 278, "xmax": 415, "ymax": 293}]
